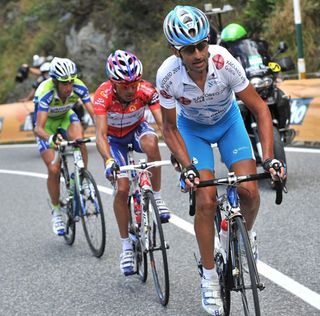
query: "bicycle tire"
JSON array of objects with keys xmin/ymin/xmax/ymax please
[
  {"xmin": 145, "ymin": 191, "xmax": 169, "ymax": 306},
  {"xmin": 60, "ymin": 167, "xmax": 76, "ymax": 245},
  {"xmin": 79, "ymin": 169, "xmax": 106, "ymax": 258},
  {"xmin": 128, "ymin": 195, "xmax": 148, "ymax": 282},
  {"xmin": 232, "ymin": 216, "xmax": 261, "ymax": 316}
]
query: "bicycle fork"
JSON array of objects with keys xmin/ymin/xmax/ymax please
[{"xmin": 140, "ymin": 192, "xmax": 151, "ymax": 252}]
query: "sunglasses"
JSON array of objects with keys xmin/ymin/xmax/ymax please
[
  {"xmin": 115, "ymin": 80, "xmax": 140, "ymax": 89},
  {"xmin": 58, "ymin": 74, "xmax": 77, "ymax": 83},
  {"xmin": 179, "ymin": 40, "xmax": 209, "ymax": 55}
]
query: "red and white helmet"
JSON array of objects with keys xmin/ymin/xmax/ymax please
[{"xmin": 106, "ymin": 50, "xmax": 143, "ymax": 83}]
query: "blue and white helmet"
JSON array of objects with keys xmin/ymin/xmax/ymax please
[
  {"xmin": 106, "ymin": 50, "xmax": 143, "ymax": 83},
  {"xmin": 49, "ymin": 57, "xmax": 77, "ymax": 81},
  {"xmin": 163, "ymin": 6, "xmax": 210, "ymax": 49}
]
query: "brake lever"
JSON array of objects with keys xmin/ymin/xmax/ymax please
[
  {"xmin": 189, "ymin": 187, "xmax": 196, "ymax": 216},
  {"xmin": 188, "ymin": 174, "xmax": 196, "ymax": 216},
  {"xmin": 274, "ymin": 171, "xmax": 284, "ymax": 205}
]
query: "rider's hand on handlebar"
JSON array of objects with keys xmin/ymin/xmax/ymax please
[
  {"xmin": 262, "ymin": 158, "xmax": 286, "ymax": 181},
  {"xmin": 48, "ymin": 132, "xmax": 63, "ymax": 149},
  {"xmin": 180, "ymin": 164, "xmax": 200, "ymax": 193},
  {"xmin": 104, "ymin": 158, "xmax": 120, "ymax": 182}
]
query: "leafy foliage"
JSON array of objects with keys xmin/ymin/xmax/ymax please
[{"xmin": 0, "ymin": 0, "xmax": 319, "ymax": 103}]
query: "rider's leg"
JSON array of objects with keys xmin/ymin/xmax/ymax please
[
  {"xmin": 140, "ymin": 132, "xmax": 170, "ymax": 221},
  {"xmin": 194, "ymin": 169, "xmax": 217, "ymax": 270},
  {"xmin": 230, "ymin": 159, "xmax": 260, "ymax": 231},
  {"xmin": 41, "ymin": 148, "xmax": 61, "ymax": 207},
  {"xmin": 113, "ymin": 177, "xmax": 130, "ymax": 239},
  {"xmin": 68, "ymin": 121, "xmax": 88, "ymax": 167},
  {"xmin": 114, "ymin": 177, "xmax": 135, "ymax": 275},
  {"xmin": 139, "ymin": 133, "xmax": 161, "ymax": 191}
]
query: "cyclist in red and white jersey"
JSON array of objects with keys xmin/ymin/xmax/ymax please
[{"xmin": 94, "ymin": 50, "xmax": 170, "ymax": 276}]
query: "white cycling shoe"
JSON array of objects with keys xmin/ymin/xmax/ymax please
[
  {"xmin": 201, "ymin": 277, "xmax": 224, "ymax": 315},
  {"xmin": 52, "ymin": 214, "xmax": 65, "ymax": 236},
  {"xmin": 155, "ymin": 198, "xmax": 171, "ymax": 223},
  {"xmin": 120, "ymin": 250, "xmax": 135, "ymax": 276}
]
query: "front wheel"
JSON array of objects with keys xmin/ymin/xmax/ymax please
[
  {"xmin": 59, "ymin": 167, "xmax": 76, "ymax": 245},
  {"xmin": 231, "ymin": 217, "xmax": 261, "ymax": 316},
  {"xmin": 79, "ymin": 169, "xmax": 106, "ymax": 258},
  {"xmin": 145, "ymin": 191, "xmax": 170, "ymax": 306}
]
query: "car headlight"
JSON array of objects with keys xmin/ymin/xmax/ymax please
[
  {"xmin": 262, "ymin": 76, "xmax": 273, "ymax": 87},
  {"xmin": 250, "ymin": 76, "xmax": 273, "ymax": 89}
]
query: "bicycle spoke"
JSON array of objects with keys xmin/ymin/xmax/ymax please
[
  {"xmin": 233, "ymin": 217, "xmax": 261, "ymax": 316},
  {"xmin": 59, "ymin": 168, "xmax": 76, "ymax": 245}
]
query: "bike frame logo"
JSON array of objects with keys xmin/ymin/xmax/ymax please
[{"xmin": 290, "ymin": 98, "xmax": 312, "ymax": 125}]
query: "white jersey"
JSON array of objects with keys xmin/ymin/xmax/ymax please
[{"xmin": 156, "ymin": 45, "xmax": 249, "ymax": 125}]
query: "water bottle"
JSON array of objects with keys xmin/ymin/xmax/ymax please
[
  {"xmin": 133, "ymin": 190, "xmax": 141, "ymax": 224},
  {"xmin": 219, "ymin": 219, "xmax": 228, "ymax": 260},
  {"xmin": 69, "ymin": 173, "xmax": 75, "ymax": 197}
]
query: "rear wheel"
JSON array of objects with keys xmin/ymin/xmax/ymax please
[
  {"xmin": 60, "ymin": 167, "xmax": 76, "ymax": 245},
  {"xmin": 128, "ymin": 195, "xmax": 148, "ymax": 282},
  {"xmin": 231, "ymin": 217, "xmax": 261, "ymax": 316},
  {"xmin": 79, "ymin": 169, "xmax": 106, "ymax": 258},
  {"xmin": 145, "ymin": 191, "xmax": 170, "ymax": 306}
]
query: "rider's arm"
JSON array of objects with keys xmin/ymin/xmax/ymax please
[
  {"xmin": 161, "ymin": 107, "xmax": 192, "ymax": 169},
  {"xmin": 95, "ymin": 114, "xmax": 113, "ymax": 162},
  {"xmin": 236, "ymin": 83, "xmax": 274, "ymax": 161},
  {"xmin": 150, "ymin": 107, "xmax": 163, "ymax": 135},
  {"xmin": 34, "ymin": 111, "xmax": 50, "ymax": 141},
  {"xmin": 84, "ymin": 100, "xmax": 95, "ymax": 124}
]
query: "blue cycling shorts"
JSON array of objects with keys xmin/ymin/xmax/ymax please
[
  {"xmin": 108, "ymin": 121, "xmax": 157, "ymax": 177},
  {"xmin": 177, "ymin": 101, "xmax": 254, "ymax": 171}
]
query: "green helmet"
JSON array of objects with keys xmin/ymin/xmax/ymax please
[{"xmin": 220, "ymin": 23, "xmax": 247, "ymax": 42}]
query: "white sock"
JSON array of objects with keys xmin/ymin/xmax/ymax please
[
  {"xmin": 203, "ymin": 267, "xmax": 218, "ymax": 280},
  {"xmin": 153, "ymin": 190, "xmax": 161, "ymax": 200},
  {"xmin": 121, "ymin": 237, "xmax": 133, "ymax": 252}
]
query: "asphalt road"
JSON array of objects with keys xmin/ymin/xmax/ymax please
[{"xmin": 0, "ymin": 143, "xmax": 319, "ymax": 316}]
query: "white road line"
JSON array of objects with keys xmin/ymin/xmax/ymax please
[
  {"xmin": 1, "ymin": 142, "xmax": 320, "ymax": 154},
  {"xmin": 257, "ymin": 261, "xmax": 320, "ymax": 310},
  {"xmin": 1, "ymin": 168, "xmax": 320, "ymax": 310},
  {"xmin": 0, "ymin": 169, "xmax": 48, "ymax": 179}
]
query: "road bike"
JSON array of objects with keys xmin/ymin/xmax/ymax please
[
  {"xmin": 189, "ymin": 171, "xmax": 284, "ymax": 315},
  {"xmin": 117, "ymin": 145, "xmax": 172, "ymax": 306},
  {"xmin": 52, "ymin": 136, "xmax": 106, "ymax": 258}
]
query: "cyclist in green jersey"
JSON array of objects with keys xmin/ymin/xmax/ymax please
[{"xmin": 34, "ymin": 57, "xmax": 94, "ymax": 236}]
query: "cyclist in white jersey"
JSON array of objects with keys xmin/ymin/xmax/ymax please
[{"xmin": 157, "ymin": 6, "xmax": 286, "ymax": 316}]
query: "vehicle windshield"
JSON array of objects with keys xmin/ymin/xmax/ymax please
[{"xmin": 224, "ymin": 39, "xmax": 267, "ymax": 74}]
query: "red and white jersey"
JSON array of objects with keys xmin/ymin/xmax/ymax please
[{"xmin": 93, "ymin": 80, "xmax": 160, "ymax": 137}]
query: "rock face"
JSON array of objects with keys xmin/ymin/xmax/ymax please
[{"xmin": 65, "ymin": 22, "xmax": 109, "ymax": 82}]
